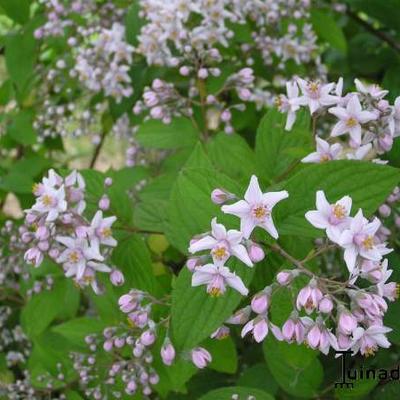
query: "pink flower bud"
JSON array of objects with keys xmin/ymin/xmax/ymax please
[
  {"xmin": 140, "ymin": 330, "xmax": 156, "ymax": 346},
  {"xmin": 114, "ymin": 337, "xmax": 125, "ymax": 348},
  {"xmin": 37, "ymin": 241, "xmax": 49, "ymax": 252},
  {"xmin": 379, "ymin": 204, "xmax": 391, "ymax": 218},
  {"xmin": 103, "ymin": 340, "xmax": 113, "ymax": 352},
  {"xmin": 238, "ymin": 88, "xmax": 252, "ymax": 101},
  {"xmin": 220, "ymin": 110, "xmax": 232, "ymax": 122},
  {"xmin": 99, "ymin": 195, "xmax": 110, "ymax": 211},
  {"xmin": 206, "ymin": 95, "xmax": 216, "ymax": 104},
  {"xmin": 49, "ymin": 248, "xmax": 59, "ymax": 259},
  {"xmin": 191, "ymin": 347, "xmax": 212, "ymax": 369},
  {"xmin": 179, "ymin": 66, "xmax": 190, "ymax": 76},
  {"xmin": 211, "ymin": 188, "xmax": 233, "ymax": 205},
  {"xmin": 318, "ymin": 296, "xmax": 333, "ymax": 313},
  {"xmin": 125, "ymin": 380, "xmax": 137, "ymax": 395},
  {"xmin": 226, "ymin": 306, "xmax": 251, "ymax": 325},
  {"xmin": 186, "ymin": 257, "xmax": 201, "ymax": 272},
  {"xmin": 104, "ymin": 177, "xmax": 113, "ymax": 187},
  {"xmin": 211, "ymin": 325, "xmax": 230, "ymax": 340},
  {"xmin": 160, "ymin": 341, "xmax": 176, "ymax": 366},
  {"xmin": 75, "ymin": 226, "xmax": 88, "ymax": 238},
  {"xmin": 276, "ymin": 270, "xmax": 293, "ymax": 286},
  {"xmin": 36, "ymin": 226, "xmax": 49, "ymax": 240},
  {"xmin": 152, "ymin": 79, "xmax": 164, "ymax": 90},
  {"xmin": 338, "ymin": 309, "xmax": 357, "ymax": 335},
  {"xmin": 150, "ymin": 106, "xmax": 164, "ymax": 119},
  {"xmin": 378, "ymin": 134, "xmax": 393, "ymax": 152},
  {"xmin": 110, "ymin": 269, "xmax": 124, "ymax": 286},
  {"xmin": 251, "ymin": 292, "xmax": 269, "ymax": 314},
  {"xmin": 198, "ymin": 68, "xmax": 208, "ymax": 79},
  {"xmin": 248, "ymin": 242, "xmax": 265, "ymax": 263}
]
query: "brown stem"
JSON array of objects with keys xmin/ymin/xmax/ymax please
[
  {"xmin": 346, "ymin": 8, "xmax": 400, "ymax": 53},
  {"xmin": 89, "ymin": 129, "xmax": 108, "ymax": 169}
]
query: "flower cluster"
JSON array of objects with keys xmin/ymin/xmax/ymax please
[
  {"xmin": 278, "ymin": 77, "xmax": 400, "ymax": 160},
  {"xmin": 188, "ymin": 175, "xmax": 288, "ymax": 296},
  {"xmin": 73, "ymin": 23, "xmax": 134, "ymax": 102},
  {"xmin": 227, "ymin": 190, "xmax": 397, "ymax": 357},
  {"xmin": 133, "ymin": 0, "xmax": 323, "ymax": 133},
  {"xmin": 22, "ymin": 169, "xmax": 121, "ymax": 293}
]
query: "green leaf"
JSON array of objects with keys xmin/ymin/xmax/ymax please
[
  {"xmin": 166, "ymin": 166, "xmax": 242, "ymax": 254},
  {"xmin": 237, "ymin": 363, "xmax": 279, "ymax": 395},
  {"xmin": 263, "ymin": 336, "xmax": 323, "ymax": 398},
  {"xmin": 171, "ymin": 261, "xmax": 254, "ymax": 351},
  {"xmin": 5, "ymin": 29, "xmax": 36, "ymax": 91},
  {"xmin": 384, "ymin": 301, "xmax": 400, "ymax": 345},
  {"xmin": 276, "ymin": 161, "xmax": 400, "ymax": 237},
  {"xmin": 311, "ymin": 9, "xmax": 347, "ymax": 53},
  {"xmin": 136, "ymin": 118, "xmax": 199, "ymax": 149},
  {"xmin": 125, "ymin": 2, "xmax": 144, "ymax": 46},
  {"xmin": 7, "ymin": 109, "xmax": 37, "ymax": 145},
  {"xmin": 0, "ymin": 170, "xmax": 34, "ymax": 194},
  {"xmin": 373, "ymin": 381, "xmax": 400, "ymax": 399},
  {"xmin": 51, "ymin": 317, "xmax": 106, "ymax": 348},
  {"xmin": 198, "ymin": 386, "xmax": 274, "ymax": 400},
  {"xmin": 207, "ymin": 132, "xmax": 256, "ymax": 182},
  {"xmin": 111, "ymin": 234, "xmax": 159, "ymax": 295},
  {"xmin": 255, "ymin": 109, "xmax": 311, "ymax": 182},
  {"xmin": 21, "ymin": 279, "xmax": 80, "ymax": 338},
  {"xmin": 205, "ymin": 337, "xmax": 238, "ymax": 374},
  {"xmin": 336, "ymin": 376, "xmax": 378, "ymax": 399},
  {"xmin": 0, "ymin": 0, "xmax": 31, "ymax": 24}
]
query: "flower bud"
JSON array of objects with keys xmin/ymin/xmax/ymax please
[
  {"xmin": 276, "ymin": 270, "xmax": 294, "ymax": 286},
  {"xmin": 379, "ymin": 204, "xmax": 391, "ymax": 218},
  {"xmin": 140, "ymin": 330, "xmax": 156, "ymax": 346},
  {"xmin": 251, "ymin": 292, "xmax": 269, "ymax": 314},
  {"xmin": 198, "ymin": 68, "xmax": 208, "ymax": 79},
  {"xmin": 179, "ymin": 66, "xmax": 190, "ymax": 76},
  {"xmin": 191, "ymin": 347, "xmax": 212, "ymax": 369},
  {"xmin": 211, "ymin": 188, "xmax": 234, "ymax": 205},
  {"xmin": 110, "ymin": 269, "xmax": 124, "ymax": 286},
  {"xmin": 104, "ymin": 177, "xmax": 113, "ymax": 187},
  {"xmin": 103, "ymin": 340, "xmax": 113, "ymax": 352},
  {"xmin": 318, "ymin": 296, "xmax": 334, "ymax": 313},
  {"xmin": 161, "ymin": 341, "xmax": 176, "ymax": 366},
  {"xmin": 98, "ymin": 195, "xmax": 110, "ymax": 211},
  {"xmin": 248, "ymin": 242, "xmax": 265, "ymax": 263}
]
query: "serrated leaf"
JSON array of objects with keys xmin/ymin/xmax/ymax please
[
  {"xmin": 171, "ymin": 261, "xmax": 254, "ymax": 351},
  {"xmin": 198, "ymin": 386, "xmax": 274, "ymax": 400},
  {"xmin": 255, "ymin": 109, "xmax": 311, "ymax": 182},
  {"xmin": 276, "ymin": 161, "xmax": 400, "ymax": 237},
  {"xmin": 136, "ymin": 118, "xmax": 199, "ymax": 149}
]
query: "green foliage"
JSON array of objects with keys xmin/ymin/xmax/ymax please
[{"xmin": 199, "ymin": 386, "xmax": 274, "ymax": 400}]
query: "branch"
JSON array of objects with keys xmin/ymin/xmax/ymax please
[
  {"xmin": 346, "ymin": 8, "xmax": 400, "ymax": 53},
  {"xmin": 89, "ymin": 130, "xmax": 108, "ymax": 169}
]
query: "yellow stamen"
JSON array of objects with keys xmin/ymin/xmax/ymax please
[
  {"xmin": 364, "ymin": 346, "xmax": 376, "ymax": 357},
  {"xmin": 346, "ymin": 117, "xmax": 358, "ymax": 128},
  {"xmin": 308, "ymin": 81, "xmax": 319, "ymax": 93},
  {"xmin": 41, "ymin": 194, "xmax": 53, "ymax": 207},
  {"xmin": 68, "ymin": 251, "xmax": 80, "ymax": 263},
  {"xmin": 333, "ymin": 204, "xmax": 346, "ymax": 219},
  {"xmin": 362, "ymin": 236, "xmax": 374, "ymax": 250},
  {"xmin": 101, "ymin": 227, "xmax": 112, "ymax": 238},
  {"xmin": 212, "ymin": 247, "xmax": 228, "ymax": 260},
  {"xmin": 253, "ymin": 205, "xmax": 269, "ymax": 220},
  {"xmin": 209, "ymin": 287, "xmax": 222, "ymax": 297},
  {"xmin": 320, "ymin": 154, "xmax": 331, "ymax": 162}
]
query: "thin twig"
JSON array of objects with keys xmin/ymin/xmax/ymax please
[
  {"xmin": 346, "ymin": 8, "xmax": 400, "ymax": 53},
  {"xmin": 89, "ymin": 129, "xmax": 108, "ymax": 168}
]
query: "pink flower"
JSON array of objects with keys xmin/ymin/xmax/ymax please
[
  {"xmin": 355, "ymin": 79, "xmax": 388, "ymax": 100},
  {"xmin": 241, "ymin": 317, "xmax": 269, "ymax": 343},
  {"xmin": 251, "ymin": 291, "xmax": 270, "ymax": 314},
  {"xmin": 318, "ymin": 296, "xmax": 334, "ymax": 313},
  {"xmin": 191, "ymin": 264, "xmax": 248, "ymax": 296},
  {"xmin": 305, "ymin": 190, "xmax": 352, "ymax": 243},
  {"xmin": 301, "ymin": 138, "xmax": 342, "ymax": 163},
  {"xmin": 247, "ymin": 242, "xmax": 265, "ymax": 263},
  {"xmin": 161, "ymin": 341, "xmax": 176, "ymax": 366},
  {"xmin": 189, "ymin": 218, "xmax": 253, "ymax": 267},
  {"xmin": 276, "ymin": 81, "xmax": 301, "ymax": 131},
  {"xmin": 118, "ymin": 291, "xmax": 142, "ymax": 313},
  {"xmin": 210, "ymin": 325, "xmax": 230, "ymax": 340},
  {"xmin": 222, "ymin": 175, "xmax": 288, "ymax": 239},
  {"xmin": 329, "ymin": 95, "xmax": 377, "ymax": 147},
  {"xmin": 306, "ymin": 321, "xmax": 338, "ymax": 355},
  {"xmin": 350, "ymin": 325, "xmax": 392, "ymax": 356},
  {"xmin": 225, "ymin": 306, "xmax": 251, "ymax": 325},
  {"xmin": 282, "ymin": 317, "xmax": 307, "ymax": 344},
  {"xmin": 88, "ymin": 210, "xmax": 117, "ymax": 250},
  {"xmin": 295, "ymin": 79, "xmax": 339, "ymax": 114},
  {"xmin": 191, "ymin": 347, "xmax": 212, "ymax": 369},
  {"xmin": 296, "ymin": 281, "xmax": 323, "ymax": 314},
  {"xmin": 339, "ymin": 210, "xmax": 391, "ymax": 273},
  {"xmin": 110, "ymin": 269, "xmax": 124, "ymax": 286},
  {"xmin": 337, "ymin": 309, "xmax": 358, "ymax": 335},
  {"xmin": 211, "ymin": 188, "xmax": 234, "ymax": 205}
]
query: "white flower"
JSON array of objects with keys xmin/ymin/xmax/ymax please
[
  {"xmin": 329, "ymin": 95, "xmax": 377, "ymax": 147},
  {"xmin": 346, "ymin": 143, "xmax": 372, "ymax": 160},
  {"xmin": 87, "ymin": 210, "xmax": 117, "ymax": 250},
  {"xmin": 222, "ymin": 175, "xmax": 288, "ymax": 239},
  {"xmin": 189, "ymin": 218, "xmax": 253, "ymax": 267},
  {"xmin": 56, "ymin": 236, "xmax": 109, "ymax": 280},
  {"xmin": 192, "ymin": 264, "xmax": 248, "ymax": 296},
  {"xmin": 305, "ymin": 190, "xmax": 352, "ymax": 242},
  {"xmin": 355, "ymin": 79, "xmax": 388, "ymax": 100},
  {"xmin": 31, "ymin": 185, "xmax": 67, "ymax": 222},
  {"xmin": 276, "ymin": 81, "xmax": 301, "ymax": 131},
  {"xmin": 339, "ymin": 210, "xmax": 391, "ymax": 273},
  {"xmin": 302, "ymin": 137, "xmax": 342, "ymax": 163},
  {"xmin": 295, "ymin": 79, "xmax": 339, "ymax": 114},
  {"xmin": 350, "ymin": 325, "xmax": 392, "ymax": 356}
]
